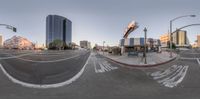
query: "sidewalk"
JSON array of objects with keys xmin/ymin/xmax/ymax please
[{"xmin": 98, "ymin": 51, "xmax": 177, "ymax": 67}]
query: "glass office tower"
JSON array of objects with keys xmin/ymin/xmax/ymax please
[{"xmin": 46, "ymin": 15, "xmax": 72, "ymax": 47}]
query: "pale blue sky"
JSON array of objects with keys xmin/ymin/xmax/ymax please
[{"xmin": 0, "ymin": 0, "xmax": 200, "ymax": 47}]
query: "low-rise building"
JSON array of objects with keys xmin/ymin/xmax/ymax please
[
  {"xmin": 80, "ymin": 40, "xmax": 91, "ymax": 49},
  {"xmin": 34, "ymin": 43, "xmax": 45, "ymax": 50},
  {"xmin": 160, "ymin": 30, "xmax": 190, "ymax": 48},
  {"xmin": 94, "ymin": 44, "xmax": 109, "ymax": 51},
  {"xmin": 160, "ymin": 33, "xmax": 169, "ymax": 47},
  {"xmin": 172, "ymin": 30, "xmax": 189, "ymax": 47},
  {"xmin": 120, "ymin": 37, "xmax": 161, "ymax": 53},
  {"xmin": 4, "ymin": 35, "xmax": 34, "ymax": 50}
]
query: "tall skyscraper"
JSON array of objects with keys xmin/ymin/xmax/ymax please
[{"xmin": 46, "ymin": 15, "xmax": 72, "ymax": 47}]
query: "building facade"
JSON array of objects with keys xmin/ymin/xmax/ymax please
[
  {"xmin": 80, "ymin": 40, "xmax": 91, "ymax": 49},
  {"xmin": 172, "ymin": 30, "xmax": 189, "ymax": 47},
  {"xmin": 4, "ymin": 35, "xmax": 34, "ymax": 50},
  {"xmin": 160, "ymin": 30, "xmax": 189, "ymax": 48},
  {"xmin": 46, "ymin": 15, "xmax": 72, "ymax": 47},
  {"xmin": 120, "ymin": 37, "xmax": 161, "ymax": 53},
  {"xmin": 160, "ymin": 33, "xmax": 169, "ymax": 47}
]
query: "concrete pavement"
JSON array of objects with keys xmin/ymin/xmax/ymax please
[{"xmin": 98, "ymin": 51, "xmax": 177, "ymax": 67}]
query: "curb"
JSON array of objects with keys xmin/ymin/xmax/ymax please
[{"xmin": 99, "ymin": 53, "xmax": 177, "ymax": 68}]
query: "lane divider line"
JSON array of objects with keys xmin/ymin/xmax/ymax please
[
  {"xmin": 0, "ymin": 53, "xmax": 91, "ymax": 89},
  {"xmin": 16, "ymin": 54, "xmax": 81, "ymax": 63},
  {"xmin": 0, "ymin": 53, "xmax": 35, "ymax": 60},
  {"xmin": 197, "ymin": 58, "xmax": 200, "ymax": 65}
]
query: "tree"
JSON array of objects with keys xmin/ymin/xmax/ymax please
[
  {"xmin": 167, "ymin": 41, "xmax": 176, "ymax": 49},
  {"xmin": 48, "ymin": 39, "xmax": 66, "ymax": 50},
  {"xmin": 111, "ymin": 47, "xmax": 121, "ymax": 55}
]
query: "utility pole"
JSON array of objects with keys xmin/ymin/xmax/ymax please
[
  {"xmin": 144, "ymin": 27, "xmax": 147, "ymax": 64},
  {"xmin": 103, "ymin": 41, "xmax": 105, "ymax": 55},
  {"xmin": 169, "ymin": 15, "xmax": 196, "ymax": 58}
]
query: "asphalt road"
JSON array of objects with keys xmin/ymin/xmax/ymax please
[
  {"xmin": 0, "ymin": 49, "xmax": 200, "ymax": 99},
  {"xmin": 0, "ymin": 49, "xmax": 90, "ymax": 84}
]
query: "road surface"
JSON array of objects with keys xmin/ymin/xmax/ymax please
[{"xmin": 0, "ymin": 49, "xmax": 200, "ymax": 99}]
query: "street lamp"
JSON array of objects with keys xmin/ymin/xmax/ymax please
[
  {"xmin": 0, "ymin": 24, "xmax": 17, "ymax": 32},
  {"xmin": 144, "ymin": 27, "xmax": 147, "ymax": 64},
  {"xmin": 169, "ymin": 15, "xmax": 196, "ymax": 58}
]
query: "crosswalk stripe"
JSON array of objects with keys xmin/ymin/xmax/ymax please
[
  {"xmin": 151, "ymin": 65, "xmax": 189, "ymax": 88},
  {"xmin": 196, "ymin": 59, "xmax": 200, "ymax": 65}
]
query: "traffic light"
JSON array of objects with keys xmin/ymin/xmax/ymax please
[{"xmin": 13, "ymin": 27, "xmax": 17, "ymax": 32}]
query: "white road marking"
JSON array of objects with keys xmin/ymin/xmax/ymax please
[
  {"xmin": 0, "ymin": 51, "xmax": 89, "ymax": 63},
  {"xmin": 166, "ymin": 66, "xmax": 188, "ymax": 87},
  {"xmin": 159, "ymin": 66, "xmax": 189, "ymax": 88},
  {"xmin": 0, "ymin": 52, "xmax": 35, "ymax": 60},
  {"xmin": 16, "ymin": 54, "xmax": 81, "ymax": 63},
  {"xmin": 197, "ymin": 58, "xmax": 200, "ymax": 65},
  {"xmin": 151, "ymin": 65, "xmax": 178, "ymax": 77},
  {"xmin": 152, "ymin": 65, "xmax": 183, "ymax": 80},
  {"xmin": 0, "ymin": 53, "xmax": 91, "ymax": 89},
  {"xmin": 93, "ymin": 57, "xmax": 98, "ymax": 73},
  {"xmin": 151, "ymin": 65, "xmax": 189, "ymax": 88},
  {"xmin": 180, "ymin": 57, "xmax": 197, "ymax": 60},
  {"xmin": 92, "ymin": 53, "xmax": 118, "ymax": 73},
  {"xmin": 180, "ymin": 57, "xmax": 200, "ymax": 66},
  {"xmin": 158, "ymin": 66, "xmax": 183, "ymax": 83}
]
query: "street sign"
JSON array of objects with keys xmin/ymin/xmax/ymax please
[
  {"xmin": 13, "ymin": 27, "xmax": 17, "ymax": 32},
  {"xmin": 6, "ymin": 25, "xmax": 17, "ymax": 32}
]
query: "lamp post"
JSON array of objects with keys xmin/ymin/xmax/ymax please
[
  {"xmin": 169, "ymin": 15, "xmax": 196, "ymax": 58},
  {"xmin": 144, "ymin": 27, "xmax": 147, "ymax": 64},
  {"xmin": 103, "ymin": 41, "xmax": 105, "ymax": 55}
]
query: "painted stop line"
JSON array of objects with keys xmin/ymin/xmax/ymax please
[{"xmin": 151, "ymin": 65, "xmax": 189, "ymax": 88}]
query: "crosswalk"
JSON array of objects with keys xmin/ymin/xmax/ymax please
[
  {"xmin": 91, "ymin": 53, "xmax": 118, "ymax": 73},
  {"xmin": 151, "ymin": 65, "xmax": 189, "ymax": 88}
]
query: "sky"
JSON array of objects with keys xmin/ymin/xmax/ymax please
[{"xmin": 0, "ymin": 0, "xmax": 200, "ymax": 47}]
